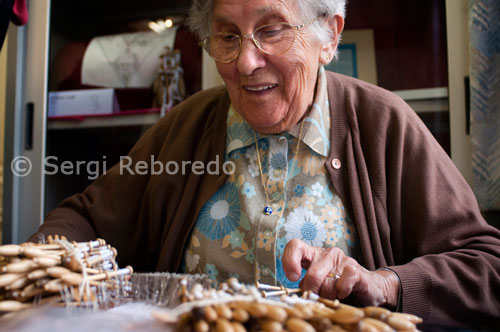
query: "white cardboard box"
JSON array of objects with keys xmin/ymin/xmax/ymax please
[{"xmin": 48, "ymin": 88, "xmax": 120, "ymax": 117}]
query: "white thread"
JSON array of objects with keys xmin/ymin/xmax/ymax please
[{"xmin": 55, "ymin": 239, "xmax": 92, "ymax": 306}]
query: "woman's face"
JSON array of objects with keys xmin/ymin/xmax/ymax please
[{"xmin": 212, "ymin": 0, "xmax": 324, "ymax": 134}]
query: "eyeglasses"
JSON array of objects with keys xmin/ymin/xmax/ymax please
[{"xmin": 201, "ymin": 17, "xmax": 318, "ymax": 63}]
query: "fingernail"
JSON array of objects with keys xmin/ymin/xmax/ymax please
[{"xmin": 288, "ymin": 272, "xmax": 299, "ymax": 281}]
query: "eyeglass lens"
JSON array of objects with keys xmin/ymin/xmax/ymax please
[{"xmin": 206, "ymin": 23, "xmax": 296, "ymax": 62}]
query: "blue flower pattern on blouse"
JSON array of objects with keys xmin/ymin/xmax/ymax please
[
  {"xmin": 196, "ymin": 182, "xmax": 241, "ymax": 240},
  {"xmin": 293, "ymin": 184, "xmax": 305, "ymax": 197},
  {"xmin": 241, "ymin": 182, "xmax": 256, "ymax": 198}
]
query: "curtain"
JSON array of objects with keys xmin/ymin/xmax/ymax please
[{"xmin": 469, "ymin": 0, "xmax": 500, "ymax": 211}]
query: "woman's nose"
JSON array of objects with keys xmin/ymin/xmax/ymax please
[{"xmin": 236, "ymin": 36, "xmax": 266, "ymax": 75}]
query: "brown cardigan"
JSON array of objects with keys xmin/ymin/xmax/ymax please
[{"xmin": 34, "ymin": 72, "xmax": 500, "ymax": 327}]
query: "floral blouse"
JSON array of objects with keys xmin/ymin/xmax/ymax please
[{"xmin": 182, "ymin": 67, "xmax": 362, "ymax": 287}]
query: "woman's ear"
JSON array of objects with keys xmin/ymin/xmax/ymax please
[{"xmin": 319, "ymin": 14, "xmax": 345, "ymax": 65}]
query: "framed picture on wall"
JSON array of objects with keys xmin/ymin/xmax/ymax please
[
  {"xmin": 326, "ymin": 43, "xmax": 358, "ymax": 78},
  {"xmin": 325, "ymin": 29, "xmax": 378, "ymax": 85}
]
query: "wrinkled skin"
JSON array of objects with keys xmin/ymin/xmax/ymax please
[
  {"xmin": 213, "ymin": 0, "xmax": 342, "ymax": 134},
  {"xmin": 283, "ymin": 239, "xmax": 400, "ymax": 308}
]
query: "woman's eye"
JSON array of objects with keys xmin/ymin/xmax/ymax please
[
  {"xmin": 258, "ymin": 25, "xmax": 285, "ymax": 38},
  {"xmin": 220, "ymin": 34, "xmax": 239, "ymax": 43}
]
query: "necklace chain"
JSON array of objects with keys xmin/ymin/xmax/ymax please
[{"xmin": 253, "ymin": 120, "xmax": 305, "ymax": 208}]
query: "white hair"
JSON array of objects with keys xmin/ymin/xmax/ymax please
[
  {"xmin": 187, "ymin": 0, "xmax": 346, "ymax": 59},
  {"xmin": 296, "ymin": 0, "xmax": 346, "ymax": 46}
]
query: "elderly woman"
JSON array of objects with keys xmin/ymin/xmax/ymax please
[{"xmin": 32, "ymin": 0, "xmax": 500, "ymax": 328}]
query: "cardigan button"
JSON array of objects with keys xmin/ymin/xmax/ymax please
[{"xmin": 331, "ymin": 158, "xmax": 341, "ymax": 170}]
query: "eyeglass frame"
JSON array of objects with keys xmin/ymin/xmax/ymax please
[{"xmin": 200, "ymin": 16, "xmax": 320, "ymax": 63}]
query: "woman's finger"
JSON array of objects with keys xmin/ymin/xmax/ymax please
[
  {"xmin": 282, "ymin": 239, "xmax": 315, "ymax": 281},
  {"xmin": 301, "ymin": 249, "xmax": 338, "ymax": 294},
  {"xmin": 319, "ymin": 275, "xmax": 338, "ymax": 299},
  {"xmin": 336, "ymin": 264, "xmax": 360, "ymax": 300}
]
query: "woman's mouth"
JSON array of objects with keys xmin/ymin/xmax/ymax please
[{"xmin": 244, "ymin": 84, "xmax": 277, "ymax": 92}]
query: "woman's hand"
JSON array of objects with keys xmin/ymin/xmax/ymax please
[{"xmin": 282, "ymin": 239, "xmax": 400, "ymax": 308}]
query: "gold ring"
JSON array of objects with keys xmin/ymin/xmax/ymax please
[{"xmin": 328, "ymin": 273, "xmax": 340, "ymax": 279}]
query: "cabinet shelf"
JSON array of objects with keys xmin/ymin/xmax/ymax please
[
  {"xmin": 47, "ymin": 87, "xmax": 449, "ymax": 130},
  {"xmin": 47, "ymin": 108, "xmax": 163, "ymax": 130}
]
